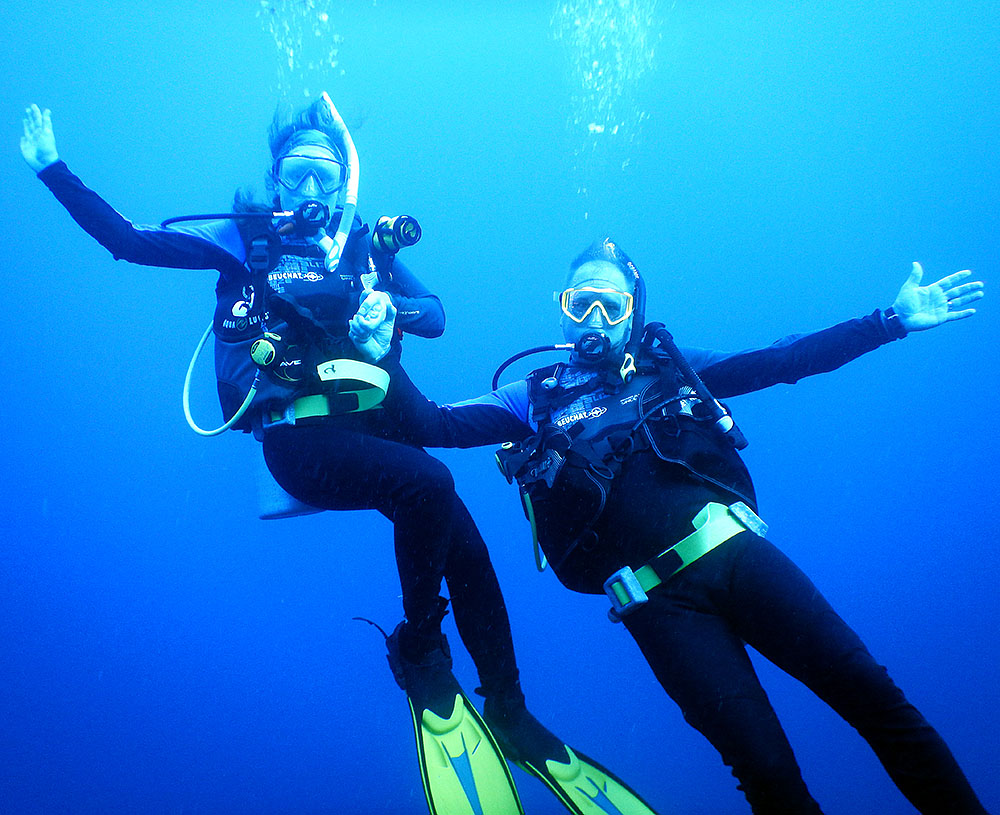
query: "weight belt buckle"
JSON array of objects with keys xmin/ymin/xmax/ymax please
[
  {"xmin": 729, "ymin": 501, "xmax": 768, "ymax": 538},
  {"xmin": 263, "ymin": 401, "xmax": 298, "ymax": 429},
  {"xmin": 603, "ymin": 566, "xmax": 648, "ymax": 623}
]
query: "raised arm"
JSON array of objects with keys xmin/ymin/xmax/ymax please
[{"xmin": 21, "ymin": 105, "xmax": 245, "ymax": 275}]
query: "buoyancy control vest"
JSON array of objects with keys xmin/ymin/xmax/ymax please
[
  {"xmin": 213, "ymin": 214, "xmax": 396, "ymax": 429},
  {"xmin": 496, "ymin": 350, "xmax": 757, "ymax": 574}
]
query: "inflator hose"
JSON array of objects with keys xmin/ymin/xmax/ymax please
[
  {"xmin": 183, "ymin": 322, "xmax": 258, "ymax": 437},
  {"xmin": 491, "ymin": 344, "xmax": 574, "ymax": 390},
  {"xmin": 645, "ymin": 322, "xmax": 748, "ymax": 450}
]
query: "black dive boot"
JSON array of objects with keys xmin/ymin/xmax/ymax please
[
  {"xmin": 481, "ymin": 683, "xmax": 661, "ymax": 815},
  {"xmin": 385, "ymin": 613, "xmax": 464, "ymax": 721},
  {"xmin": 482, "ymin": 682, "xmax": 570, "ymax": 767}
]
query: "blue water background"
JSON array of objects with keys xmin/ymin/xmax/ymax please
[{"xmin": 3, "ymin": 2, "xmax": 998, "ymax": 813}]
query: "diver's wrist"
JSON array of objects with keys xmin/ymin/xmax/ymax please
[
  {"xmin": 35, "ymin": 157, "xmax": 66, "ymax": 179},
  {"xmin": 881, "ymin": 306, "xmax": 908, "ymax": 340},
  {"xmin": 30, "ymin": 153, "xmax": 59, "ymax": 174}
]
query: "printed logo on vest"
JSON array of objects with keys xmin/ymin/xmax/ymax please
[
  {"xmin": 555, "ymin": 405, "xmax": 608, "ymax": 427},
  {"xmin": 231, "ymin": 285, "xmax": 255, "ymax": 317}
]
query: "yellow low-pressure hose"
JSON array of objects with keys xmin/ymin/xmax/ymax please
[{"xmin": 183, "ymin": 322, "xmax": 257, "ymax": 436}]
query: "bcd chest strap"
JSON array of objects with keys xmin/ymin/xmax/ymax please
[
  {"xmin": 247, "ymin": 225, "xmax": 392, "ymax": 341},
  {"xmin": 501, "ymin": 359, "xmax": 668, "ymax": 490}
]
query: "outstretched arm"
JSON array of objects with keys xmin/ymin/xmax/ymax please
[
  {"xmin": 892, "ymin": 262, "xmax": 983, "ymax": 332},
  {"xmin": 375, "ymin": 357, "xmax": 533, "ymax": 449},
  {"xmin": 691, "ymin": 262, "xmax": 985, "ymax": 399}
]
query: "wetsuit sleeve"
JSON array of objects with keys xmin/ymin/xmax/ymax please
[
  {"xmin": 37, "ymin": 160, "xmax": 246, "ymax": 275},
  {"xmin": 383, "ymin": 258, "xmax": 445, "ymax": 338},
  {"xmin": 684, "ymin": 310, "xmax": 900, "ymax": 398},
  {"xmin": 382, "ymin": 358, "xmax": 533, "ymax": 447},
  {"xmin": 439, "ymin": 382, "xmax": 535, "ymax": 444}
]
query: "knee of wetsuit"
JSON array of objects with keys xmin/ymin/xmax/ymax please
[
  {"xmin": 812, "ymin": 649, "xmax": 907, "ymax": 717},
  {"xmin": 401, "ymin": 455, "xmax": 456, "ymax": 504},
  {"xmin": 424, "ymin": 456, "xmax": 456, "ymax": 497}
]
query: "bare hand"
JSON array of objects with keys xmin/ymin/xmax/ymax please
[
  {"xmin": 892, "ymin": 262, "xmax": 984, "ymax": 333},
  {"xmin": 349, "ymin": 290, "xmax": 397, "ymax": 362},
  {"xmin": 20, "ymin": 104, "xmax": 59, "ymax": 172}
]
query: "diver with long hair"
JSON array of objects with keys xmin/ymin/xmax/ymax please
[{"xmin": 21, "ymin": 101, "xmax": 661, "ymax": 815}]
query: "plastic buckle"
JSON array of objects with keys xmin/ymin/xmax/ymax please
[
  {"xmin": 603, "ymin": 566, "xmax": 648, "ymax": 624},
  {"xmin": 729, "ymin": 502, "xmax": 768, "ymax": 538},
  {"xmin": 262, "ymin": 402, "xmax": 297, "ymax": 430}
]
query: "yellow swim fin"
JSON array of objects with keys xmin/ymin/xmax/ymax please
[
  {"xmin": 409, "ymin": 690, "xmax": 524, "ymax": 815},
  {"xmin": 517, "ymin": 743, "xmax": 659, "ymax": 815},
  {"xmin": 485, "ymin": 698, "xmax": 660, "ymax": 815},
  {"xmin": 386, "ymin": 620, "xmax": 523, "ymax": 815},
  {"xmin": 383, "ymin": 616, "xmax": 656, "ymax": 815}
]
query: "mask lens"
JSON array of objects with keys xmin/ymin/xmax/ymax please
[
  {"xmin": 275, "ymin": 155, "xmax": 347, "ymax": 195},
  {"xmin": 561, "ymin": 288, "xmax": 634, "ymax": 325}
]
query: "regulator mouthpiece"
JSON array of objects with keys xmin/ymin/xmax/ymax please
[
  {"xmin": 574, "ymin": 331, "xmax": 612, "ymax": 364},
  {"xmin": 275, "ymin": 200, "xmax": 330, "ymax": 237}
]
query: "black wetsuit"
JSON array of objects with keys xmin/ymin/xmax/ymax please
[
  {"xmin": 390, "ymin": 314, "xmax": 989, "ymax": 815},
  {"xmin": 37, "ymin": 160, "xmax": 520, "ymax": 695}
]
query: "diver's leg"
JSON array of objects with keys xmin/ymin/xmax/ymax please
[
  {"xmin": 263, "ymin": 424, "xmax": 456, "ymax": 645},
  {"xmin": 724, "ymin": 533, "xmax": 989, "ymax": 815},
  {"xmin": 438, "ymin": 495, "xmax": 570, "ymax": 762},
  {"xmin": 441, "ymin": 493, "xmax": 521, "ymax": 696},
  {"xmin": 623, "ymin": 546, "xmax": 825, "ymax": 815},
  {"xmin": 265, "ymin": 424, "xmax": 532, "ymax": 814}
]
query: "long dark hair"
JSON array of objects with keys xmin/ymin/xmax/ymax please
[{"xmin": 233, "ymin": 96, "xmax": 346, "ymax": 214}]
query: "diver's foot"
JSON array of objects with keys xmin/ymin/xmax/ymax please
[
  {"xmin": 483, "ymin": 690, "xmax": 569, "ymax": 766},
  {"xmin": 385, "ymin": 620, "xmax": 463, "ymax": 719},
  {"xmin": 485, "ymin": 690, "xmax": 664, "ymax": 815}
]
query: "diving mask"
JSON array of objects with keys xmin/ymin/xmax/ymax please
[
  {"xmin": 560, "ymin": 287, "xmax": 634, "ymax": 326},
  {"xmin": 274, "ymin": 153, "xmax": 348, "ymax": 195}
]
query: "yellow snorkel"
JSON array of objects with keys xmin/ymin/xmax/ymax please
[{"xmin": 314, "ymin": 91, "xmax": 361, "ymax": 279}]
